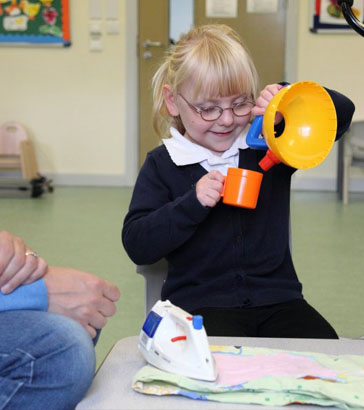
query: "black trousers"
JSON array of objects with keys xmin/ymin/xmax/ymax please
[{"xmin": 191, "ymin": 299, "xmax": 338, "ymax": 339}]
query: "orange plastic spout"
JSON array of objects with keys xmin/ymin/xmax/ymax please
[{"xmin": 259, "ymin": 150, "xmax": 281, "ymax": 171}]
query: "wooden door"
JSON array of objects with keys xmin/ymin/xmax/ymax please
[
  {"xmin": 194, "ymin": 0, "xmax": 286, "ymax": 90},
  {"xmin": 138, "ymin": 0, "xmax": 169, "ymax": 167},
  {"xmin": 138, "ymin": 0, "xmax": 286, "ymax": 166}
]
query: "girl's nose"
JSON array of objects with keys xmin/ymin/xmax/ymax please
[{"xmin": 218, "ymin": 107, "xmax": 234, "ymax": 126}]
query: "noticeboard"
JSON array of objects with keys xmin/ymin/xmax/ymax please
[
  {"xmin": 0, "ymin": 0, "xmax": 70, "ymax": 46},
  {"xmin": 311, "ymin": 0, "xmax": 364, "ymax": 33}
]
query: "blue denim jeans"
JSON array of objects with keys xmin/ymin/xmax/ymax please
[{"xmin": 0, "ymin": 311, "xmax": 96, "ymax": 410}]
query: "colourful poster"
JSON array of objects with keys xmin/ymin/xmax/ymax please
[
  {"xmin": 311, "ymin": 0, "xmax": 364, "ymax": 32},
  {"xmin": 0, "ymin": 0, "xmax": 70, "ymax": 46}
]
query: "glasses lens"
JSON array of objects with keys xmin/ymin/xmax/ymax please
[
  {"xmin": 201, "ymin": 107, "xmax": 222, "ymax": 121},
  {"xmin": 232, "ymin": 102, "xmax": 253, "ymax": 117}
]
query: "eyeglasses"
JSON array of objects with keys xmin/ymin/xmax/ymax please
[{"xmin": 178, "ymin": 93, "xmax": 254, "ymax": 121}]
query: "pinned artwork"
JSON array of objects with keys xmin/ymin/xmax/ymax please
[
  {"xmin": 206, "ymin": 0, "xmax": 238, "ymax": 18},
  {"xmin": 311, "ymin": 0, "xmax": 364, "ymax": 33},
  {"xmin": 0, "ymin": 0, "xmax": 70, "ymax": 46}
]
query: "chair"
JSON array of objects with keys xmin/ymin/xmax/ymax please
[
  {"xmin": 137, "ymin": 222, "xmax": 292, "ymax": 315},
  {"xmin": 136, "ymin": 259, "xmax": 168, "ymax": 314},
  {"xmin": 0, "ymin": 121, "xmax": 39, "ymax": 180},
  {"xmin": 342, "ymin": 129, "xmax": 364, "ymax": 204}
]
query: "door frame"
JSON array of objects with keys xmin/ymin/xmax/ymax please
[
  {"xmin": 124, "ymin": 0, "xmax": 138, "ymax": 185},
  {"xmin": 124, "ymin": 0, "xmax": 298, "ymax": 186}
]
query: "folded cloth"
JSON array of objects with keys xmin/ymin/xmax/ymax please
[{"xmin": 133, "ymin": 345, "xmax": 364, "ymax": 409}]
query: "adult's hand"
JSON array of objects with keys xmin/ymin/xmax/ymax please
[
  {"xmin": 0, "ymin": 230, "xmax": 48, "ymax": 294},
  {"xmin": 44, "ymin": 266, "xmax": 120, "ymax": 338}
]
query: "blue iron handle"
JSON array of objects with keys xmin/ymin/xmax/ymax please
[{"xmin": 246, "ymin": 116, "xmax": 268, "ymax": 150}]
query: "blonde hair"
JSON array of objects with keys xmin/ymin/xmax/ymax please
[{"xmin": 152, "ymin": 24, "xmax": 259, "ymax": 138}]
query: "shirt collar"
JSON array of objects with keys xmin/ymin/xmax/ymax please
[{"xmin": 162, "ymin": 126, "xmax": 249, "ymax": 166}]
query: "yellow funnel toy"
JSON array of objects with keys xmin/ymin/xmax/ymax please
[{"xmin": 246, "ymin": 81, "xmax": 337, "ymax": 171}]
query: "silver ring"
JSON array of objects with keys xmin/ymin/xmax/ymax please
[{"xmin": 25, "ymin": 251, "xmax": 39, "ymax": 258}]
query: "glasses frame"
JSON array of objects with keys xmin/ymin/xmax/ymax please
[{"xmin": 178, "ymin": 93, "xmax": 254, "ymax": 122}]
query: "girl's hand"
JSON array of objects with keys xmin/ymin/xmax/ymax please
[
  {"xmin": 251, "ymin": 83, "xmax": 284, "ymax": 124},
  {"xmin": 0, "ymin": 231, "xmax": 48, "ymax": 294},
  {"xmin": 196, "ymin": 171, "xmax": 225, "ymax": 208}
]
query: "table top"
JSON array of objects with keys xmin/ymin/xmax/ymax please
[{"xmin": 77, "ymin": 336, "xmax": 364, "ymax": 410}]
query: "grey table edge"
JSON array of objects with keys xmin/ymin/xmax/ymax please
[{"xmin": 77, "ymin": 335, "xmax": 364, "ymax": 410}]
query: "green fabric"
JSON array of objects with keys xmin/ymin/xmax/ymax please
[{"xmin": 133, "ymin": 345, "xmax": 364, "ymax": 409}]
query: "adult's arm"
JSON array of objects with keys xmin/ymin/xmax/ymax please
[
  {"xmin": 0, "ymin": 230, "xmax": 49, "ymax": 311},
  {"xmin": 0, "ymin": 231, "xmax": 120, "ymax": 337},
  {"xmin": 0, "ymin": 279, "xmax": 48, "ymax": 311},
  {"xmin": 44, "ymin": 266, "xmax": 120, "ymax": 338},
  {"xmin": 0, "ymin": 230, "xmax": 48, "ymax": 293},
  {"xmin": 0, "ymin": 267, "xmax": 120, "ymax": 338}
]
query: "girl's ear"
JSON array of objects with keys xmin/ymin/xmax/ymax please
[{"xmin": 162, "ymin": 85, "xmax": 180, "ymax": 116}]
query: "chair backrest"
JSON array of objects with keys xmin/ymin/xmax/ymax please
[
  {"xmin": 136, "ymin": 259, "xmax": 168, "ymax": 315},
  {"xmin": 136, "ymin": 220, "xmax": 292, "ymax": 316},
  {"xmin": 0, "ymin": 122, "xmax": 29, "ymax": 155}
]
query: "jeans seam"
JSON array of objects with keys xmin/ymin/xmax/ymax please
[
  {"xmin": 0, "ymin": 349, "xmax": 35, "ymax": 410},
  {"xmin": 16, "ymin": 349, "xmax": 35, "ymax": 384},
  {"xmin": 1, "ymin": 383, "xmax": 23, "ymax": 410}
]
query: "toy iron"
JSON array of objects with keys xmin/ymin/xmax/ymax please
[{"xmin": 138, "ymin": 300, "xmax": 217, "ymax": 382}]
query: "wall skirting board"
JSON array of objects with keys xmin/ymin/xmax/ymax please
[
  {"xmin": 47, "ymin": 173, "xmax": 134, "ymax": 187},
  {"xmin": 292, "ymin": 177, "xmax": 364, "ymax": 192},
  {"xmin": 46, "ymin": 174, "xmax": 364, "ymax": 192}
]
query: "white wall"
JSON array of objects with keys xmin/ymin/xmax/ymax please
[
  {"xmin": 296, "ymin": 1, "xmax": 363, "ymax": 121},
  {"xmin": 1, "ymin": 1, "xmax": 363, "ymax": 189},
  {"xmin": 0, "ymin": 1, "xmax": 138, "ymax": 186},
  {"xmin": 288, "ymin": 0, "xmax": 364, "ymax": 191}
]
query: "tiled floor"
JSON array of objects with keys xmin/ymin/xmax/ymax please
[{"xmin": 1, "ymin": 187, "xmax": 363, "ymax": 367}]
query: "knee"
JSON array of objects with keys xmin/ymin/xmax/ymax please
[
  {"xmin": 33, "ymin": 313, "xmax": 96, "ymax": 407},
  {"xmin": 0, "ymin": 311, "xmax": 96, "ymax": 409},
  {"xmin": 45, "ymin": 314, "xmax": 96, "ymax": 395}
]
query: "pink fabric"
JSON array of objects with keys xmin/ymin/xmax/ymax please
[{"xmin": 213, "ymin": 352, "xmax": 339, "ymax": 386}]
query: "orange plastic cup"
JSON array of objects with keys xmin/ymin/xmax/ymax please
[{"xmin": 221, "ymin": 168, "xmax": 263, "ymax": 209}]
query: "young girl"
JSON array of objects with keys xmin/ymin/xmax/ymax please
[{"xmin": 122, "ymin": 24, "xmax": 355, "ymax": 338}]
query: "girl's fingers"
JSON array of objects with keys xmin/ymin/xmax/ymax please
[
  {"xmin": 207, "ymin": 170, "xmax": 225, "ymax": 183},
  {"xmin": 252, "ymin": 84, "xmax": 285, "ymax": 117}
]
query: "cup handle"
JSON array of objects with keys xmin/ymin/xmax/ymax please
[{"xmin": 246, "ymin": 116, "xmax": 268, "ymax": 150}]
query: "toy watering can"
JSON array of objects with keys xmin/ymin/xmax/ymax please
[{"xmin": 246, "ymin": 81, "xmax": 337, "ymax": 171}]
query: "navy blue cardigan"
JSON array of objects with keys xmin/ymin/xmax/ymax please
[{"xmin": 122, "ymin": 88, "xmax": 355, "ymax": 312}]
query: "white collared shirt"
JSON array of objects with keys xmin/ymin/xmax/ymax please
[{"xmin": 162, "ymin": 126, "xmax": 249, "ymax": 176}]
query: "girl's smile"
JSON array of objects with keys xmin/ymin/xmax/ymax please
[
  {"xmin": 164, "ymin": 82, "xmax": 252, "ymax": 156},
  {"xmin": 211, "ymin": 130, "xmax": 234, "ymax": 136}
]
